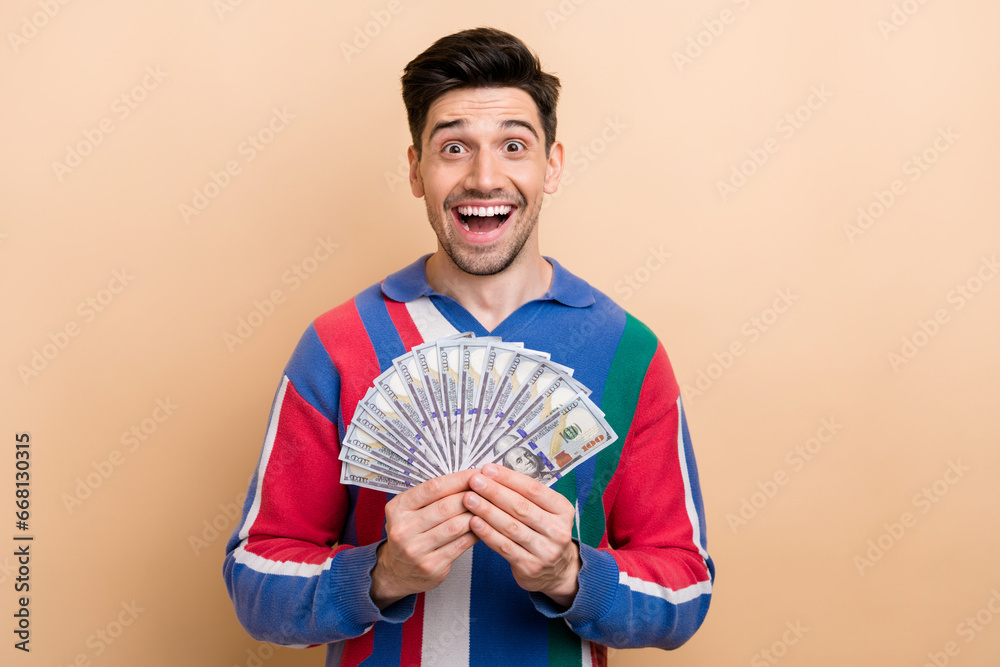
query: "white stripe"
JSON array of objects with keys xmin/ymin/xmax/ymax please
[
  {"xmin": 405, "ymin": 296, "xmax": 459, "ymax": 342},
  {"xmin": 618, "ymin": 572, "xmax": 712, "ymax": 605},
  {"xmin": 324, "ymin": 642, "xmax": 345, "ymax": 666},
  {"xmin": 581, "ymin": 639, "xmax": 593, "ymax": 667},
  {"xmin": 239, "ymin": 375, "xmax": 290, "ymax": 541},
  {"xmin": 421, "ymin": 548, "xmax": 472, "ymax": 667},
  {"xmin": 575, "ymin": 498, "xmax": 581, "ymax": 539},
  {"xmin": 675, "ymin": 398, "xmax": 710, "ymax": 562},
  {"xmin": 232, "ymin": 540, "xmax": 334, "ymax": 577}
]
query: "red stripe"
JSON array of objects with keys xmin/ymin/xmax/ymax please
[
  {"xmin": 355, "ymin": 488, "xmax": 388, "ymax": 546},
  {"xmin": 400, "ymin": 592, "xmax": 425, "ymax": 663},
  {"xmin": 244, "ymin": 538, "xmax": 350, "ymax": 564},
  {"xmin": 602, "ymin": 344, "xmax": 705, "ymax": 587},
  {"xmin": 313, "ymin": 299, "xmax": 382, "ymax": 424},
  {"xmin": 592, "ymin": 641, "xmax": 606, "ymax": 667},
  {"xmin": 253, "ymin": 383, "xmax": 347, "ymax": 548},
  {"xmin": 384, "ymin": 294, "xmax": 424, "ymax": 350},
  {"xmin": 340, "ymin": 632, "xmax": 374, "ymax": 666}
]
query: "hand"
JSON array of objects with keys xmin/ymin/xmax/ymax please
[
  {"xmin": 463, "ymin": 463, "xmax": 580, "ymax": 608},
  {"xmin": 370, "ymin": 469, "xmax": 480, "ymax": 609}
]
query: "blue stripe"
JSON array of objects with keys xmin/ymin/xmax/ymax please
[
  {"xmin": 367, "ymin": 614, "xmax": 404, "ymax": 665},
  {"xmin": 679, "ymin": 399, "xmax": 710, "ymax": 554},
  {"xmin": 354, "ymin": 283, "xmax": 406, "ymax": 373},
  {"xmin": 429, "ymin": 294, "xmax": 489, "ymax": 335},
  {"xmin": 469, "ymin": 543, "xmax": 549, "ymax": 662},
  {"xmin": 284, "ymin": 324, "xmax": 341, "ymax": 424},
  {"xmin": 473, "ymin": 293, "xmax": 626, "ymax": 531},
  {"xmin": 341, "ymin": 485, "xmax": 360, "ymax": 547}
]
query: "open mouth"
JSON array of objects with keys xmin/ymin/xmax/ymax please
[{"xmin": 454, "ymin": 204, "xmax": 514, "ymax": 234}]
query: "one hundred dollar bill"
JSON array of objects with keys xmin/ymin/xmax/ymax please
[
  {"xmin": 486, "ymin": 396, "xmax": 617, "ymax": 485},
  {"xmin": 466, "ymin": 373, "xmax": 587, "ymax": 468},
  {"xmin": 341, "ymin": 422, "xmax": 430, "ymax": 482},
  {"xmin": 359, "ymin": 386, "xmax": 446, "ymax": 476},
  {"xmin": 339, "ymin": 461, "xmax": 416, "ymax": 494}
]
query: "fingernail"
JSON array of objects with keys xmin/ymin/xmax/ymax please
[
  {"xmin": 470, "ymin": 475, "xmax": 486, "ymax": 491},
  {"xmin": 465, "ymin": 493, "xmax": 480, "ymax": 507},
  {"xmin": 483, "ymin": 464, "xmax": 499, "ymax": 477}
]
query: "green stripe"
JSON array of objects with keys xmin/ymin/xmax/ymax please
[
  {"xmin": 548, "ymin": 616, "xmax": 583, "ymax": 666},
  {"xmin": 579, "ymin": 313, "xmax": 659, "ymax": 547},
  {"xmin": 552, "ymin": 470, "xmax": 578, "ymax": 540}
]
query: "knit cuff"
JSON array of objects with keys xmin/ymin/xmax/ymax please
[
  {"xmin": 529, "ymin": 541, "xmax": 618, "ymax": 628},
  {"xmin": 333, "ymin": 540, "xmax": 417, "ymax": 633}
]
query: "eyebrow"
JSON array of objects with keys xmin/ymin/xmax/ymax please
[{"xmin": 427, "ymin": 118, "xmax": 540, "ymax": 144}]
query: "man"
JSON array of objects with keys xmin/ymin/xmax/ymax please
[{"xmin": 224, "ymin": 27, "xmax": 714, "ymax": 666}]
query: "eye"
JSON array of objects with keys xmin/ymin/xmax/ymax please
[
  {"xmin": 444, "ymin": 143, "xmax": 466, "ymax": 154},
  {"xmin": 504, "ymin": 141, "xmax": 525, "ymax": 153}
]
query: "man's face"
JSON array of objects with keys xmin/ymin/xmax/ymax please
[
  {"xmin": 504, "ymin": 446, "xmax": 539, "ymax": 477},
  {"xmin": 408, "ymin": 87, "xmax": 563, "ymax": 276}
]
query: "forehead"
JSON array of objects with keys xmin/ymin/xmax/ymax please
[{"xmin": 423, "ymin": 87, "xmax": 541, "ymax": 139}]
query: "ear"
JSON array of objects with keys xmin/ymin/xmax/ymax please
[
  {"xmin": 408, "ymin": 145, "xmax": 424, "ymax": 198},
  {"xmin": 543, "ymin": 141, "xmax": 564, "ymax": 195}
]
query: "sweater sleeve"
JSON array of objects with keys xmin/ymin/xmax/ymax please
[
  {"xmin": 531, "ymin": 343, "xmax": 714, "ymax": 649},
  {"xmin": 222, "ymin": 324, "xmax": 415, "ymax": 646}
]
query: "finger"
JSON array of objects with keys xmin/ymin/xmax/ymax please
[
  {"xmin": 386, "ymin": 492, "xmax": 471, "ymax": 551},
  {"xmin": 398, "ymin": 468, "xmax": 477, "ymax": 511},
  {"xmin": 464, "ymin": 491, "xmax": 544, "ymax": 557},
  {"xmin": 431, "ymin": 527, "xmax": 480, "ymax": 563},
  {"xmin": 418, "ymin": 510, "xmax": 477, "ymax": 554},
  {"xmin": 467, "ymin": 510, "xmax": 534, "ymax": 565},
  {"xmin": 479, "ymin": 463, "xmax": 570, "ymax": 514},
  {"xmin": 468, "ymin": 471, "xmax": 564, "ymax": 540}
]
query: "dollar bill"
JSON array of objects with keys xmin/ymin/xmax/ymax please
[
  {"xmin": 339, "ymin": 460, "xmax": 416, "ymax": 494},
  {"xmin": 358, "ymin": 386, "xmax": 446, "ymax": 476},
  {"xmin": 463, "ymin": 350, "xmax": 547, "ymax": 465},
  {"xmin": 339, "ymin": 444, "xmax": 421, "ymax": 484},
  {"xmin": 409, "ymin": 333, "xmax": 475, "ymax": 461},
  {"xmin": 466, "ymin": 372, "xmax": 588, "ymax": 468},
  {"xmin": 486, "ymin": 396, "xmax": 617, "ymax": 485},
  {"xmin": 351, "ymin": 404, "xmax": 436, "ymax": 477},
  {"xmin": 437, "ymin": 339, "xmax": 463, "ymax": 461},
  {"xmin": 455, "ymin": 341, "xmax": 489, "ymax": 468},
  {"xmin": 394, "ymin": 351, "xmax": 450, "ymax": 469},
  {"xmin": 341, "ymin": 422, "xmax": 430, "ymax": 482},
  {"xmin": 466, "ymin": 342, "xmax": 527, "ymax": 457},
  {"xmin": 341, "ymin": 335, "xmax": 615, "ymax": 492}
]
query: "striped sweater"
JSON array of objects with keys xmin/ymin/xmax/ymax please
[{"xmin": 223, "ymin": 255, "xmax": 714, "ymax": 666}]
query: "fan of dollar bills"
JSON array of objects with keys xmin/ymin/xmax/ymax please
[{"xmin": 339, "ymin": 333, "xmax": 618, "ymax": 493}]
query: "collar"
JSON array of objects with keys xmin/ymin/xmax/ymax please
[{"xmin": 380, "ymin": 254, "xmax": 595, "ymax": 308}]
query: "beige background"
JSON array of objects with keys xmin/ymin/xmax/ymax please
[{"xmin": 2, "ymin": 0, "xmax": 999, "ymax": 665}]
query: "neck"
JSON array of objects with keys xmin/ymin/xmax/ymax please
[{"xmin": 425, "ymin": 245, "xmax": 553, "ymax": 332}]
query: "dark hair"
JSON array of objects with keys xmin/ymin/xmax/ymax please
[{"xmin": 401, "ymin": 27, "xmax": 561, "ymax": 158}]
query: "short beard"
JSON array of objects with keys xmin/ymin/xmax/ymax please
[{"xmin": 427, "ymin": 192, "xmax": 539, "ymax": 277}]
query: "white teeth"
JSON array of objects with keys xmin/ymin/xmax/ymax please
[{"xmin": 456, "ymin": 205, "xmax": 513, "ymax": 217}]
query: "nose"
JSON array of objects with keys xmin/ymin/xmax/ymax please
[{"xmin": 464, "ymin": 148, "xmax": 503, "ymax": 192}]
